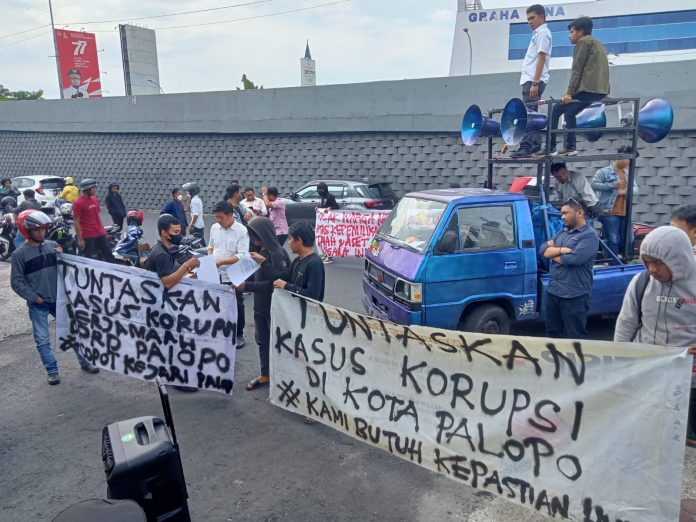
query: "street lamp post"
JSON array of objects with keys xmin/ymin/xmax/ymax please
[
  {"xmin": 463, "ymin": 28, "xmax": 473, "ymax": 77},
  {"xmin": 48, "ymin": 0, "xmax": 64, "ymax": 99},
  {"xmin": 147, "ymin": 79, "xmax": 164, "ymax": 94}
]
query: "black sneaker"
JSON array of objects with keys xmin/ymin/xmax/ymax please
[
  {"xmin": 509, "ymin": 148, "xmax": 531, "ymax": 158},
  {"xmin": 81, "ymin": 363, "xmax": 100, "ymax": 374},
  {"xmin": 47, "ymin": 373, "xmax": 61, "ymax": 385}
]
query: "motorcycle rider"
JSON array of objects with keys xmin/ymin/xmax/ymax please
[
  {"xmin": 56, "ymin": 177, "xmax": 79, "ymax": 206},
  {"xmin": 10, "ymin": 210, "xmax": 100, "ymax": 385},
  {"xmin": 1, "ymin": 196, "xmax": 17, "ymax": 219},
  {"xmin": 72, "ymin": 179, "xmax": 115, "ymax": 262}
]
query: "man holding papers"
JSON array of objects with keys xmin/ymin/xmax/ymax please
[{"xmin": 208, "ymin": 201, "xmax": 250, "ymax": 348}]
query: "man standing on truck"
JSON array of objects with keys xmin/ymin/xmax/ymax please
[
  {"xmin": 540, "ymin": 199, "xmax": 599, "ymax": 339},
  {"xmin": 509, "ymin": 4, "xmax": 552, "ymax": 159},
  {"xmin": 549, "ymin": 16, "xmax": 609, "ymax": 156},
  {"xmin": 614, "ymin": 226, "xmax": 696, "ymax": 446},
  {"xmin": 592, "ymin": 145, "xmax": 640, "ymax": 260}
]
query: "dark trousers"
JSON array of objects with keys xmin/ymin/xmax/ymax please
[
  {"xmin": 235, "ymin": 290, "xmax": 245, "ymax": 338},
  {"xmin": 518, "ymin": 81, "xmax": 546, "ymax": 152},
  {"xmin": 109, "ymin": 214, "xmax": 125, "ymax": 230},
  {"xmin": 277, "ymin": 234, "xmax": 288, "ymax": 246},
  {"xmin": 550, "ymin": 91, "xmax": 606, "ymax": 150},
  {"xmin": 545, "ymin": 292, "xmax": 590, "ymax": 339},
  {"xmin": 192, "ymin": 228, "xmax": 206, "ymax": 247},
  {"xmin": 254, "ymin": 312, "xmax": 271, "ymax": 377},
  {"xmin": 82, "ymin": 235, "xmax": 115, "ymax": 263}
]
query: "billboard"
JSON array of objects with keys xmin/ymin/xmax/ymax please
[
  {"xmin": 119, "ymin": 25, "xmax": 161, "ymax": 96},
  {"xmin": 55, "ymin": 29, "xmax": 102, "ymax": 98}
]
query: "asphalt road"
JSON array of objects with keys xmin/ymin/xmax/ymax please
[{"xmin": 1, "ymin": 210, "xmax": 689, "ymax": 521}]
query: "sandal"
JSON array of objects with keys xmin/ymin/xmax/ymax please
[
  {"xmin": 304, "ymin": 417, "xmax": 317, "ymax": 425},
  {"xmin": 246, "ymin": 376, "xmax": 270, "ymax": 391},
  {"xmin": 687, "ymin": 439, "xmax": 696, "ymax": 448}
]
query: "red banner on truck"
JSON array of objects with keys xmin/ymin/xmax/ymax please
[{"xmin": 55, "ymin": 29, "xmax": 102, "ymax": 98}]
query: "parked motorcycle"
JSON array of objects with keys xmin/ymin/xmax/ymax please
[
  {"xmin": 113, "ymin": 225, "xmax": 149, "ymax": 267},
  {"xmin": 169, "ymin": 235, "xmax": 205, "ymax": 265},
  {"xmin": 105, "ymin": 224, "xmax": 123, "ymax": 250},
  {"xmin": 0, "ymin": 216, "xmax": 17, "ymax": 261},
  {"xmin": 46, "ymin": 203, "xmax": 77, "ymax": 255}
]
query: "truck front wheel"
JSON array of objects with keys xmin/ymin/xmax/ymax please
[{"xmin": 461, "ymin": 304, "xmax": 510, "ymax": 335}]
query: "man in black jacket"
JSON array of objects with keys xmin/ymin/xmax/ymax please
[
  {"xmin": 241, "ymin": 217, "xmax": 290, "ymax": 391},
  {"xmin": 274, "ymin": 222, "xmax": 325, "ymax": 301},
  {"xmin": 316, "ymin": 182, "xmax": 339, "ymax": 264},
  {"xmin": 105, "ymin": 182, "xmax": 127, "ymax": 229}
]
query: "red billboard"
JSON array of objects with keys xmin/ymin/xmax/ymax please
[{"xmin": 55, "ymin": 29, "xmax": 102, "ymax": 98}]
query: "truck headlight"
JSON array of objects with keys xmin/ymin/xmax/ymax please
[{"xmin": 394, "ymin": 279, "xmax": 422, "ymax": 303}]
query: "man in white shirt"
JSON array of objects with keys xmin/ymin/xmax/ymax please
[
  {"xmin": 208, "ymin": 201, "xmax": 250, "ymax": 348},
  {"xmin": 183, "ymin": 182, "xmax": 206, "ymax": 247},
  {"xmin": 510, "ymin": 4, "xmax": 552, "ymax": 158},
  {"xmin": 244, "ymin": 187, "xmax": 268, "ymax": 221}
]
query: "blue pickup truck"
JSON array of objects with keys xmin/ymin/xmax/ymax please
[{"xmin": 361, "ymin": 188, "xmax": 643, "ymax": 334}]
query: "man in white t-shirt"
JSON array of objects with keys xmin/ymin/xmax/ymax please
[
  {"xmin": 183, "ymin": 182, "xmax": 206, "ymax": 247},
  {"xmin": 244, "ymin": 187, "xmax": 268, "ymax": 221},
  {"xmin": 208, "ymin": 200, "xmax": 250, "ymax": 348},
  {"xmin": 510, "ymin": 4, "xmax": 553, "ymax": 158}
]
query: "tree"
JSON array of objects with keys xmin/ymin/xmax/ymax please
[
  {"xmin": 0, "ymin": 84, "xmax": 43, "ymax": 101},
  {"xmin": 236, "ymin": 74, "xmax": 263, "ymax": 90}
]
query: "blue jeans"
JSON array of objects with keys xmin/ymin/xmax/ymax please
[
  {"xmin": 28, "ymin": 302, "xmax": 88, "ymax": 375},
  {"xmin": 599, "ymin": 215, "xmax": 625, "ymax": 261}
]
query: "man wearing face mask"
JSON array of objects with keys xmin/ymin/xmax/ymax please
[{"xmin": 144, "ymin": 214, "xmax": 200, "ymax": 289}]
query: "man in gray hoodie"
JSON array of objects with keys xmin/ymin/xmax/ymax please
[{"xmin": 614, "ymin": 226, "xmax": 696, "ymax": 444}]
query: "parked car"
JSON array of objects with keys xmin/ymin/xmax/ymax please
[
  {"xmin": 12, "ymin": 175, "xmax": 65, "ymax": 212},
  {"xmin": 285, "ymin": 180, "xmax": 398, "ymax": 226}
]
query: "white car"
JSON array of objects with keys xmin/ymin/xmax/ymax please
[{"xmin": 12, "ymin": 175, "xmax": 66, "ymax": 211}]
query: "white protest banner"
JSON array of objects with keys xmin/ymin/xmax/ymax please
[
  {"xmin": 270, "ymin": 291, "xmax": 691, "ymax": 521},
  {"xmin": 315, "ymin": 209, "xmax": 390, "ymax": 257},
  {"xmin": 56, "ymin": 254, "xmax": 237, "ymax": 394}
]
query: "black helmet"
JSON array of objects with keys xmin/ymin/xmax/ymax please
[
  {"xmin": 108, "ymin": 182, "xmax": 120, "ymax": 190},
  {"xmin": 79, "ymin": 178, "xmax": 97, "ymax": 192},
  {"xmin": 182, "ymin": 182, "xmax": 200, "ymax": 197},
  {"xmin": 1, "ymin": 196, "xmax": 16, "ymax": 209}
]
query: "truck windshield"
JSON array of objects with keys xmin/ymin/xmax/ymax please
[{"xmin": 378, "ymin": 197, "xmax": 446, "ymax": 252}]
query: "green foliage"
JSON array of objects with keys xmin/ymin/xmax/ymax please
[
  {"xmin": 236, "ymin": 74, "xmax": 263, "ymax": 90},
  {"xmin": 0, "ymin": 84, "xmax": 43, "ymax": 101}
]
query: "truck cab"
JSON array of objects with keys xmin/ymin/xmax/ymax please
[{"xmin": 362, "ymin": 188, "xmax": 642, "ymax": 334}]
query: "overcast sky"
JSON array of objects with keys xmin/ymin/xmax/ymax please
[{"xmin": 0, "ymin": 0, "xmax": 585, "ymax": 98}]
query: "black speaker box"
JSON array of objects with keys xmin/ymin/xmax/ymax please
[{"xmin": 101, "ymin": 380, "xmax": 191, "ymax": 521}]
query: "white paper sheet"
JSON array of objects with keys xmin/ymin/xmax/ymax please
[
  {"xmin": 196, "ymin": 254, "xmax": 220, "ymax": 283},
  {"xmin": 226, "ymin": 255, "xmax": 260, "ymax": 286}
]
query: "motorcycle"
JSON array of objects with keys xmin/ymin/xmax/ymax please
[
  {"xmin": 46, "ymin": 204, "xmax": 77, "ymax": 255},
  {"xmin": 0, "ymin": 216, "xmax": 17, "ymax": 261},
  {"xmin": 113, "ymin": 224, "xmax": 150, "ymax": 267},
  {"xmin": 105, "ymin": 225, "xmax": 123, "ymax": 250}
]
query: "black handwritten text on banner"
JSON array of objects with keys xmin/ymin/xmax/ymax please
[
  {"xmin": 56, "ymin": 254, "xmax": 237, "ymax": 394},
  {"xmin": 269, "ymin": 291, "xmax": 690, "ymax": 521},
  {"xmin": 315, "ymin": 209, "xmax": 390, "ymax": 258}
]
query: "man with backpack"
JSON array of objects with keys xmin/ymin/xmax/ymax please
[{"xmin": 615, "ymin": 226, "xmax": 696, "ymax": 445}]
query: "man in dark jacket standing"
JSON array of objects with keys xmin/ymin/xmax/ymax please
[
  {"xmin": 161, "ymin": 188, "xmax": 187, "ymax": 230},
  {"xmin": 316, "ymin": 181, "xmax": 339, "ymax": 264},
  {"xmin": 11, "ymin": 210, "xmax": 99, "ymax": 384},
  {"xmin": 241, "ymin": 217, "xmax": 290, "ymax": 390},
  {"xmin": 105, "ymin": 182, "xmax": 126, "ymax": 229},
  {"xmin": 549, "ymin": 16, "xmax": 609, "ymax": 156}
]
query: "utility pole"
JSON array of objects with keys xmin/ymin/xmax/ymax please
[{"xmin": 49, "ymin": 0, "xmax": 64, "ymax": 99}]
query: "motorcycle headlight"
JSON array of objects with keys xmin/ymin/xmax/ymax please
[{"xmin": 394, "ymin": 279, "xmax": 422, "ymax": 303}]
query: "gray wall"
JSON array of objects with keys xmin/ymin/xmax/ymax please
[{"xmin": 0, "ymin": 61, "xmax": 694, "ymax": 225}]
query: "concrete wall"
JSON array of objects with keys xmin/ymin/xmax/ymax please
[{"xmin": 0, "ymin": 61, "xmax": 694, "ymax": 225}]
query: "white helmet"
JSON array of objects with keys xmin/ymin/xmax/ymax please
[{"xmin": 60, "ymin": 203, "xmax": 73, "ymax": 215}]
